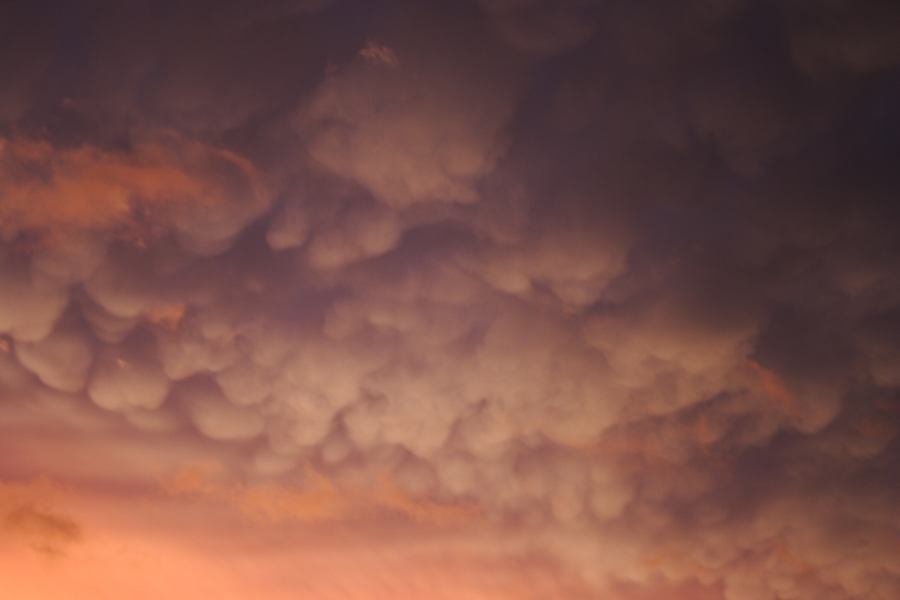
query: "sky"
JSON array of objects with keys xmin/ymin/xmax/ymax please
[{"xmin": 1, "ymin": 0, "xmax": 899, "ymax": 598}]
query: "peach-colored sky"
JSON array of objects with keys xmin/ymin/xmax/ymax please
[{"xmin": 0, "ymin": 477, "xmax": 601, "ymax": 599}]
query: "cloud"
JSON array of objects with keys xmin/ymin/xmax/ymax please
[
  {"xmin": 0, "ymin": 255, "xmax": 68, "ymax": 342},
  {"xmin": 161, "ymin": 462, "xmax": 478, "ymax": 526},
  {"xmin": 299, "ymin": 7, "xmax": 521, "ymax": 208},
  {"xmin": 176, "ymin": 379, "xmax": 266, "ymax": 442},
  {"xmin": 3, "ymin": 504, "xmax": 82, "ymax": 556},
  {"xmin": 0, "ymin": 134, "xmax": 269, "ymax": 256},
  {"xmin": 461, "ymin": 222, "xmax": 630, "ymax": 309},
  {"xmin": 14, "ymin": 322, "xmax": 94, "ymax": 393},
  {"xmin": 788, "ymin": 1, "xmax": 900, "ymax": 76},
  {"xmin": 0, "ymin": 1, "xmax": 898, "ymax": 598},
  {"xmin": 0, "ymin": 479, "xmax": 82, "ymax": 557},
  {"xmin": 306, "ymin": 202, "xmax": 402, "ymax": 269},
  {"xmin": 478, "ymin": 0, "xmax": 599, "ymax": 56},
  {"xmin": 88, "ymin": 345, "xmax": 170, "ymax": 413}
]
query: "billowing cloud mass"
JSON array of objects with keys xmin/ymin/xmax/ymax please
[{"xmin": 1, "ymin": 0, "xmax": 899, "ymax": 598}]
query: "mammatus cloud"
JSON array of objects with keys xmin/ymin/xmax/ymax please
[
  {"xmin": 300, "ymin": 5, "xmax": 521, "ymax": 209},
  {"xmin": 0, "ymin": 0, "xmax": 898, "ymax": 598}
]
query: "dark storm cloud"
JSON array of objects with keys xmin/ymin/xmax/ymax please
[{"xmin": 0, "ymin": 0, "xmax": 898, "ymax": 598}]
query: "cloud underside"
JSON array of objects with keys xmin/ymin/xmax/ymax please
[{"xmin": 0, "ymin": 0, "xmax": 899, "ymax": 598}]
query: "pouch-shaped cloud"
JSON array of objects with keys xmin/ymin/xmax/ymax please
[
  {"xmin": 14, "ymin": 322, "xmax": 94, "ymax": 393},
  {"xmin": 175, "ymin": 379, "xmax": 266, "ymax": 442},
  {"xmin": 88, "ymin": 345, "xmax": 169, "ymax": 413},
  {"xmin": 300, "ymin": 19, "xmax": 520, "ymax": 208},
  {"xmin": 461, "ymin": 223, "xmax": 630, "ymax": 308},
  {"xmin": 306, "ymin": 202, "xmax": 402, "ymax": 269},
  {"xmin": 0, "ymin": 253, "xmax": 68, "ymax": 342}
]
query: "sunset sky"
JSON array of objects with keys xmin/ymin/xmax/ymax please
[{"xmin": 1, "ymin": 1, "xmax": 899, "ymax": 598}]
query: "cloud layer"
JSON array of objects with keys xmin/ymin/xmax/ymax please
[{"xmin": 0, "ymin": 0, "xmax": 898, "ymax": 598}]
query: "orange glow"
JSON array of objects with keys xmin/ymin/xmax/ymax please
[
  {"xmin": 0, "ymin": 135, "xmax": 260, "ymax": 239},
  {"xmin": 0, "ymin": 476, "xmax": 570, "ymax": 600},
  {"xmin": 749, "ymin": 360, "xmax": 797, "ymax": 414},
  {"xmin": 161, "ymin": 463, "xmax": 479, "ymax": 526},
  {"xmin": 143, "ymin": 304, "xmax": 187, "ymax": 331}
]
